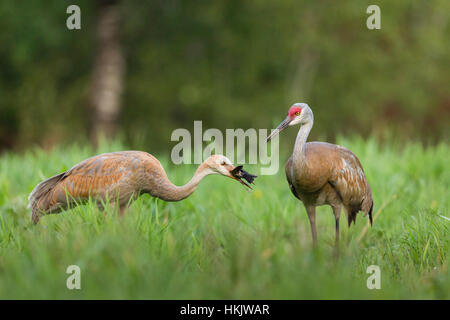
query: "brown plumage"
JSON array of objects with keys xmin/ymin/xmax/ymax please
[
  {"xmin": 28, "ymin": 151, "xmax": 254, "ymax": 224},
  {"xmin": 267, "ymin": 103, "xmax": 373, "ymax": 248}
]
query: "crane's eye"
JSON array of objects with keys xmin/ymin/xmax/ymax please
[{"xmin": 295, "ymin": 111, "xmax": 301, "ymax": 116}]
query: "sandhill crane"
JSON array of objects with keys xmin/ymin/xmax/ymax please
[
  {"xmin": 28, "ymin": 152, "xmax": 256, "ymax": 224},
  {"xmin": 267, "ymin": 103, "xmax": 373, "ymax": 248}
]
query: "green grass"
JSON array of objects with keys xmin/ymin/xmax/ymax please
[{"xmin": 0, "ymin": 138, "xmax": 448, "ymax": 299}]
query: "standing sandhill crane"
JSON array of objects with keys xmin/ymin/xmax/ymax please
[
  {"xmin": 267, "ymin": 103, "xmax": 373, "ymax": 248},
  {"xmin": 28, "ymin": 152, "xmax": 256, "ymax": 224}
]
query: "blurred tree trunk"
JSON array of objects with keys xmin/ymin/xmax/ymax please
[{"xmin": 88, "ymin": 0, "xmax": 124, "ymax": 146}]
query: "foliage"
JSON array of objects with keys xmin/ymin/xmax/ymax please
[
  {"xmin": 0, "ymin": 138, "xmax": 448, "ymax": 299},
  {"xmin": 0, "ymin": 1, "xmax": 449, "ymax": 151}
]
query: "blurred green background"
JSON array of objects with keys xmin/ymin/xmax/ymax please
[
  {"xmin": 0, "ymin": 0, "xmax": 448, "ymax": 153},
  {"xmin": 0, "ymin": 1, "xmax": 449, "ymax": 300}
]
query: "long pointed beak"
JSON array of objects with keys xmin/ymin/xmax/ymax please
[{"xmin": 266, "ymin": 117, "xmax": 291, "ymax": 142}]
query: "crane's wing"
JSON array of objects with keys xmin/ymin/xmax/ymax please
[
  {"xmin": 329, "ymin": 149, "xmax": 369, "ymax": 203},
  {"xmin": 285, "ymin": 156, "xmax": 301, "ymax": 200},
  {"xmin": 54, "ymin": 152, "xmax": 144, "ymax": 200},
  {"xmin": 328, "ymin": 147, "xmax": 373, "ymax": 224},
  {"xmin": 30, "ymin": 152, "xmax": 145, "ymax": 214}
]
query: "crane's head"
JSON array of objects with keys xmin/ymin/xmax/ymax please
[
  {"xmin": 204, "ymin": 155, "xmax": 257, "ymax": 190},
  {"xmin": 266, "ymin": 103, "xmax": 313, "ymax": 142}
]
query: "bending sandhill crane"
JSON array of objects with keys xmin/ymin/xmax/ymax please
[
  {"xmin": 28, "ymin": 152, "xmax": 256, "ymax": 224},
  {"xmin": 267, "ymin": 103, "xmax": 373, "ymax": 248}
]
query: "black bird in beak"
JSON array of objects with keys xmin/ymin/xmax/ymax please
[{"xmin": 230, "ymin": 165, "xmax": 258, "ymax": 190}]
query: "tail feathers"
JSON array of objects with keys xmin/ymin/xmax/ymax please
[
  {"xmin": 347, "ymin": 209, "xmax": 358, "ymax": 227},
  {"xmin": 368, "ymin": 201, "xmax": 374, "ymax": 226},
  {"xmin": 347, "ymin": 200, "xmax": 373, "ymax": 227},
  {"xmin": 347, "ymin": 199, "xmax": 373, "ymax": 227},
  {"xmin": 28, "ymin": 172, "xmax": 66, "ymax": 224}
]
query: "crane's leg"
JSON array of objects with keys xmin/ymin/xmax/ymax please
[
  {"xmin": 332, "ymin": 205, "xmax": 341, "ymax": 257},
  {"xmin": 305, "ymin": 205, "xmax": 317, "ymax": 248},
  {"xmin": 98, "ymin": 200, "xmax": 126, "ymax": 218},
  {"xmin": 332, "ymin": 206, "xmax": 341, "ymax": 245}
]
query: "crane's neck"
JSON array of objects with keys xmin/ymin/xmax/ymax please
[
  {"xmin": 157, "ymin": 162, "xmax": 214, "ymax": 201},
  {"xmin": 293, "ymin": 120, "xmax": 313, "ymax": 168}
]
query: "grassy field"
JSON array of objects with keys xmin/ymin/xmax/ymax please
[{"xmin": 0, "ymin": 138, "xmax": 448, "ymax": 299}]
